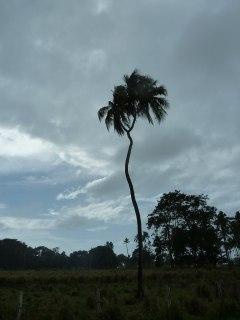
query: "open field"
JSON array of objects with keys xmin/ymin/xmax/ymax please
[{"xmin": 0, "ymin": 268, "xmax": 240, "ymax": 320}]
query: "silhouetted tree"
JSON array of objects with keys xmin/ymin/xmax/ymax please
[
  {"xmin": 89, "ymin": 244, "xmax": 118, "ymax": 269},
  {"xmin": 69, "ymin": 250, "xmax": 89, "ymax": 269},
  {"xmin": 231, "ymin": 211, "xmax": 240, "ymax": 259},
  {"xmin": 0, "ymin": 238, "xmax": 131, "ymax": 269},
  {"xmin": 33, "ymin": 246, "xmax": 60, "ymax": 269},
  {"xmin": 148, "ymin": 190, "xmax": 220, "ymax": 266},
  {"xmin": 0, "ymin": 239, "xmax": 29, "ymax": 269},
  {"xmin": 98, "ymin": 70, "xmax": 169, "ymax": 298},
  {"xmin": 215, "ymin": 211, "xmax": 232, "ymax": 263}
]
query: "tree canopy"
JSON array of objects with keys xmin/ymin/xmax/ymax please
[{"xmin": 148, "ymin": 190, "xmax": 239, "ymax": 266}]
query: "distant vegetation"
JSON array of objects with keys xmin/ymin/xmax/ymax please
[
  {"xmin": 1, "ymin": 191, "xmax": 240, "ymax": 271},
  {"xmin": 0, "ymin": 239, "xmax": 119, "ymax": 270}
]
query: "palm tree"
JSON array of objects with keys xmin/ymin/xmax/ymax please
[
  {"xmin": 98, "ymin": 70, "xmax": 169, "ymax": 298},
  {"xmin": 124, "ymin": 238, "xmax": 130, "ymax": 257}
]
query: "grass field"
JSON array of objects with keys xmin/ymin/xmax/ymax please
[{"xmin": 0, "ymin": 268, "xmax": 240, "ymax": 320}]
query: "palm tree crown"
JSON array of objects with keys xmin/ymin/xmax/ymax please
[{"xmin": 98, "ymin": 70, "xmax": 169, "ymax": 135}]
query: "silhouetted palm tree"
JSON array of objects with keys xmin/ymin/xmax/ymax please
[
  {"xmin": 124, "ymin": 238, "xmax": 130, "ymax": 257},
  {"xmin": 98, "ymin": 70, "xmax": 169, "ymax": 298}
]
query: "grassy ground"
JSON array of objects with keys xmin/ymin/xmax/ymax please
[{"xmin": 0, "ymin": 268, "xmax": 240, "ymax": 319}]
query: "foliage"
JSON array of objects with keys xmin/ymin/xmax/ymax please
[
  {"xmin": 89, "ymin": 245, "xmax": 118, "ymax": 269},
  {"xmin": 0, "ymin": 240, "xmax": 119, "ymax": 270},
  {"xmin": 98, "ymin": 69, "xmax": 169, "ymax": 136},
  {"xmin": 148, "ymin": 190, "xmax": 240, "ymax": 267}
]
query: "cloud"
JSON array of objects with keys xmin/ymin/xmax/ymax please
[
  {"xmin": 0, "ymin": 125, "xmax": 107, "ymax": 177},
  {"xmin": 93, "ymin": 0, "xmax": 112, "ymax": 15},
  {"xmin": 86, "ymin": 226, "xmax": 108, "ymax": 232},
  {"xmin": 0, "ymin": 216, "xmax": 55, "ymax": 230},
  {"xmin": 57, "ymin": 197, "xmax": 130, "ymax": 226},
  {"xmin": 56, "ymin": 177, "xmax": 105, "ymax": 200},
  {"xmin": 0, "ymin": 126, "xmax": 54, "ymax": 158},
  {"xmin": 0, "ymin": 0, "xmax": 239, "ymax": 252}
]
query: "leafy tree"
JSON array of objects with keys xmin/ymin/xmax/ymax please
[
  {"xmin": 130, "ymin": 248, "xmax": 154, "ymax": 268},
  {"xmin": 0, "ymin": 239, "xmax": 29, "ymax": 269},
  {"xmin": 215, "ymin": 211, "xmax": 232, "ymax": 263},
  {"xmin": 69, "ymin": 250, "xmax": 89, "ymax": 269},
  {"xmin": 148, "ymin": 190, "xmax": 220, "ymax": 266},
  {"xmin": 171, "ymin": 227, "xmax": 189, "ymax": 265},
  {"xmin": 98, "ymin": 70, "xmax": 168, "ymax": 298},
  {"xmin": 231, "ymin": 211, "xmax": 240, "ymax": 258},
  {"xmin": 33, "ymin": 246, "xmax": 60, "ymax": 269},
  {"xmin": 89, "ymin": 243, "xmax": 118, "ymax": 269}
]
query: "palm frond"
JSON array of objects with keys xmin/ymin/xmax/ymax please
[
  {"xmin": 156, "ymin": 97, "xmax": 169, "ymax": 109},
  {"xmin": 124, "ymin": 69, "xmax": 139, "ymax": 84},
  {"xmin": 153, "ymin": 85, "xmax": 168, "ymax": 96},
  {"xmin": 138, "ymin": 103, "xmax": 153, "ymax": 124},
  {"xmin": 105, "ymin": 109, "xmax": 114, "ymax": 131},
  {"xmin": 113, "ymin": 85, "xmax": 128, "ymax": 105},
  {"xmin": 121, "ymin": 112, "xmax": 131, "ymax": 129},
  {"xmin": 98, "ymin": 70, "xmax": 169, "ymax": 135},
  {"xmin": 150, "ymin": 99, "xmax": 168, "ymax": 123},
  {"xmin": 113, "ymin": 113, "xmax": 125, "ymax": 135},
  {"xmin": 98, "ymin": 106, "xmax": 109, "ymax": 121}
]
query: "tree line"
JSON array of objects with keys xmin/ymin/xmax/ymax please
[
  {"xmin": 1, "ymin": 190, "xmax": 239, "ymax": 270},
  {"xmin": 0, "ymin": 236, "xmax": 153, "ymax": 270},
  {"xmin": 0, "ymin": 240, "xmax": 121, "ymax": 270}
]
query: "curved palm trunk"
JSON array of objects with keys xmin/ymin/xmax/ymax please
[{"xmin": 125, "ymin": 131, "xmax": 144, "ymax": 299}]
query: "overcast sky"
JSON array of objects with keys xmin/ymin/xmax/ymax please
[{"xmin": 0, "ymin": 0, "xmax": 239, "ymax": 254}]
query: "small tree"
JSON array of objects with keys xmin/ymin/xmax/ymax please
[{"xmin": 98, "ymin": 70, "xmax": 168, "ymax": 298}]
